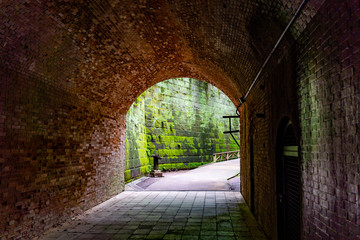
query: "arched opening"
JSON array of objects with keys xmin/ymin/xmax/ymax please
[
  {"xmin": 3, "ymin": 1, "xmax": 359, "ymax": 239},
  {"xmin": 125, "ymin": 77, "xmax": 240, "ymax": 190},
  {"xmin": 276, "ymin": 118, "xmax": 301, "ymax": 240}
]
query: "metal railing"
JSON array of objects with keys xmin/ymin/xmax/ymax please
[{"xmin": 213, "ymin": 150, "xmax": 240, "ymax": 162}]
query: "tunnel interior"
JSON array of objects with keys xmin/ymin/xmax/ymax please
[{"xmin": 0, "ymin": 0, "xmax": 359, "ymax": 239}]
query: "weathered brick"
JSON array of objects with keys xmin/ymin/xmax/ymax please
[{"xmin": 0, "ymin": 0, "xmax": 359, "ymax": 240}]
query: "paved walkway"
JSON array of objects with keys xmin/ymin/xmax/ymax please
[
  {"xmin": 40, "ymin": 191, "xmax": 267, "ymax": 240},
  {"xmin": 127, "ymin": 159, "xmax": 240, "ymax": 191},
  {"xmin": 40, "ymin": 160, "xmax": 267, "ymax": 239}
]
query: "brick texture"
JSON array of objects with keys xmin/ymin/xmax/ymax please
[
  {"xmin": 0, "ymin": 0, "xmax": 359, "ymax": 239},
  {"xmin": 297, "ymin": 1, "xmax": 360, "ymax": 239},
  {"xmin": 240, "ymin": 43, "xmax": 298, "ymax": 239},
  {"xmin": 0, "ymin": 2, "xmax": 126, "ymax": 239},
  {"xmin": 241, "ymin": 1, "xmax": 360, "ymax": 239}
]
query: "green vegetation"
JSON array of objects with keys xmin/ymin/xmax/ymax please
[{"xmin": 125, "ymin": 78, "xmax": 239, "ymax": 180}]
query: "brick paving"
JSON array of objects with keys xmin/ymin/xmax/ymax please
[{"xmin": 40, "ymin": 191, "xmax": 267, "ymax": 240}]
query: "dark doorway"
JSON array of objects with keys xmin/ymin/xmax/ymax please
[
  {"xmin": 250, "ymin": 136, "xmax": 255, "ymax": 214},
  {"xmin": 276, "ymin": 119, "xmax": 301, "ymax": 240}
]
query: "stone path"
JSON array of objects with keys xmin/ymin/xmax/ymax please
[
  {"xmin": 227, "ymin": 176, "xmax": 240, "ymax": 191},
  {"xmin": 40, "ymin": 191, "xmax": 267, "ymax": 240},
  {"xmin": 126, "ymin": 159, "xmax": 240, "ymax": 191}
]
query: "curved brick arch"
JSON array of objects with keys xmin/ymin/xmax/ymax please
[
  {"xmin": 9, "ymin": 0, "xmax": 310, "ymax": 115},
  {"xmin": 126, "ymin": 70, "xmax": 241, "ymax": 113},
  {"xmin": 1, "ymin": 1, "xmax": 359, "ymax": 239}
]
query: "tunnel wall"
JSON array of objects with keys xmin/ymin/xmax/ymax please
[
  {"xmin": 0, "ymin": 1, "xmax": 359, "ymax": 240},
  {"xmin": 240, "ymin": 47, "xmax": 298, "ymax": 239},
  {"xmin": 0, "ymin": 66, "xmax": 126, "ymax": 240},
  {"xmin": 125, "ymin": 78, "xmax": 239, "ymax": 181},
  {"xmin": 0, "ymin": 4, "xmax": 126, "ymax": 240},
  {"xmin": 297, "ymin": 1, "xmax": 360, "ymax": 239},
  {"xmin": 241, "ymin": 1, "xmax": 360, "ymax": 239}
]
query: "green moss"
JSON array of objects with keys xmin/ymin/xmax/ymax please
[
  {"xmin": 140, "ymin": 166, "xmax": 149, "ymax": 175},
  {"xmin": 125, "ymin": 78, "xmax": 239, "ymax": 181},
  {"xmin": 158, "ymin": 161, "xmax": 211, "ymax": 171},
  {"xmin": 124, "ymin": 170, "xmax": 131, "ymax": 181},
  {"xmin": 140, "ymin": 157, "xmax": 149, "ymax": 166},
  {"xmin": 159, "ymin": 163, "xmax": 185, "ymax": 171}
]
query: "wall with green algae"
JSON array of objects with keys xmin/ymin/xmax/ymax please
[{"xmin": 125, "ymin": 78, "xmax": 239, "ymax": 181}]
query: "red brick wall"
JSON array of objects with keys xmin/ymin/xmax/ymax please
[
  {"xmin": 0, "ymin": 3, "xmax": 126, "ymax": 239},
  {"xmin": 1, "ymin": 1, "xmax": 359, "ymax": 240},
  {"xmin": 297, "ymin": 1, "xmax": 360, "ymax": 239},
  {"xmin": 241, "ymin": 1, "xmax": 360, "ymax": 239},
  {"xmin": 0, "ymin": 2, "xmax": 239, "ymax": 239},
  {"xmin": 0, "ymin": 56, "xmax": 126, "ymax": 240},
  {"xmin": 240, "ymin": 46, "xmax": 298, "ymax": 239}
]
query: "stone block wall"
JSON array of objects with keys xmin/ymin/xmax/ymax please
[
  {"xmin": 125, "ymin": 78, "xmax": 239, "ymax": 181},
  {"xmin": 125, "ymin": 94, "xmax": 149, "ymax": 180}
]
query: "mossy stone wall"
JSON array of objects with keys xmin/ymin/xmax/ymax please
[{"xmin": 125, "ymin": 78, "xmax": 239, "ymax": 181}]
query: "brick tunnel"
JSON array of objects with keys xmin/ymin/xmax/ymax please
[{"xmin": 0, "ymin": 0, "xmax": 359, "ymax": 239}]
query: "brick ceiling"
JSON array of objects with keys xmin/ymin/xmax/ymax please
[{"xmin": 1, "ymin": 0, "xmax": 325, "ymax": 114}]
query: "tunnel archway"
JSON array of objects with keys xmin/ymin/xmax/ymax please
[
  {"xmin": 124, "ymin": 77, "xmax": 240, "ymax": 186},
  {"xmin": 1, "ymin": 1, "xmax": 359, "ymax": 239},
  {"xmin": 276, "ymin": 118, "xmax": 301, "ymax": 240}
]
